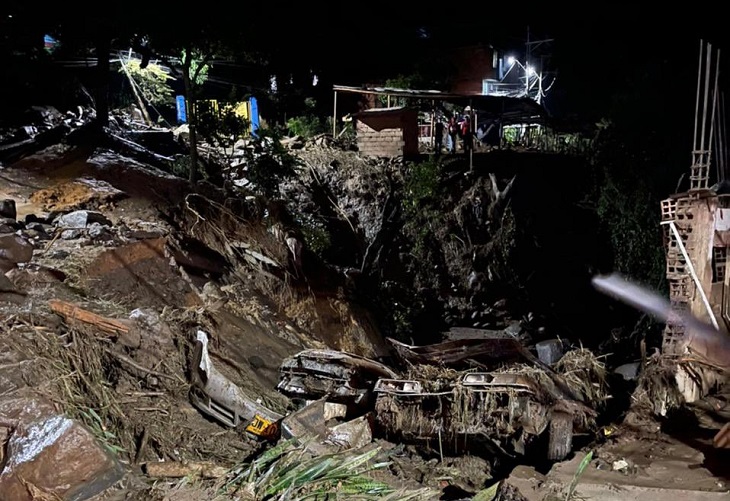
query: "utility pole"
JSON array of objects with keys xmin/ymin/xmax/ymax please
[
  {"xmin": 525, "ymin": 26, "xmax": 530, "ymax": 98},
  {"xmin": 525, "ymin": 26, "xmax": 554, "ymax": 101}
]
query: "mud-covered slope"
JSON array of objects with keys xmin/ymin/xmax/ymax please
[{"xmin": 284, "ymin": 144, "xmax": 614, "ymax": 349}]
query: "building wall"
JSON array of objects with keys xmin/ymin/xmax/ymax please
[
  {"xmin": 662, "ymin": 194, "xmax": 716, "ymax": 356},
  {"xmin": 355, "ymin": 110, "xmax": 418, "ymax": 157},
  {"xmin": 688, "ymin": 197, "xmax": 718, "ymax": 327},
  {"xmin": 449, "ymin": 45, "xmax": 498, "ymax": 95}
]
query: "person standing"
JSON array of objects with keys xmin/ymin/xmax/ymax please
[
  {"xmin": 448, "ymin": 116, "xmax": 459, "ymax": 153},
  {"xmin": 461, "ymin": 112, "xmax": 473, "ymax": 153},
  {"xmin": 434, "ymin": 118, "xmax": 444, "ymax": 154}
]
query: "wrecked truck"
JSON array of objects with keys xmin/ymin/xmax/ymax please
[
  {"xmin": 373, "ymin": 338, "xmax": 608, "ymax": 461},
  {"xmin": 274, "ymin": 339, "xmax": 607, "ymax": 461}
]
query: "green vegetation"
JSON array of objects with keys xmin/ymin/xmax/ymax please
[
  {"xmin": 387, "ymin": 156, "xmax": 446, "ymax": 340},
  {"xmin": 473, "ymin": 481, "xmax": 501, "ymax": 501},
  {"xmin": 565, "ymin": 450, "xmax": 593, "ymax": 500},
  {"xmin": 296, "ymin": 213, "xmax": 332, "ymax": 257},
  {"xmin": 378, "ymin": 75, "xmax": 420, "ymax": 107},
  {"xmin": 286, "ymin": 98, "xmax": 330, "ymax": 138},
  {"xmin": 235, "ymin": 126, "xmax": 302, "ymax": 199},
  {"xmin": 78, "ymin": 406, "xmax": 126, "ymax": 456},
  {"xmin": 588, "ymin": 119, "xmax": 666, "ymax": 287},
  {"xmin": 402, "ymin": 156, "xmax": 441, "ymax": 215},
  {"xmin": 118, "ymin": 59, "xmax": 174, "ymax": 108},
  {"xmin": 221, "ymin": 438, "xmax": 434, "ymax": 500},
  {"xmin": 197, "ymin": 101, "xmax": 250, "ymax": 163}
]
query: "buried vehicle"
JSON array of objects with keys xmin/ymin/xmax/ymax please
[
  {"xmin": 189, "ymin": 330, "xmax": 283, "ymax": 439},
  {"xmin": 272, "ymin": 340, "xmax": 609, "ymax": 461},
  {"xmin": 276, "ymin": 349, "xmax": 399, "ymax": 411},
  {"xmin": 372, "ymin": 338, "xmax": 610, "ymax": 461}
]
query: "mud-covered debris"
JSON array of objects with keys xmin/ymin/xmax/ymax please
[
  {"xmin": 280, "ymin": 398, "xmax": 373, "ymax": 454},
  {"xmin": 0, "ymin": 219, "xmax": 17, "ymax": 233},
  {"xmin": 615, "ymin": 362, "xmax": 641, "ymax": 381},
  {"xmin": 190, "ymin": 330, "xmax": 283, "ymax": 437},
  {"xmin": 23, "ymin": 221, "xmax": 51, "ymax": 241},
  {"xmin": 61, "ymin": 228, "xmax": 83, "ymax": 240},
  {"xmin": 49, "ymin": 299, "xmax": 141, "ymax": 348},
  {"xmin": 373, "ymin": 347, "xmax": 606, "ymax": 461},
  {"xmin": 80, "ymin": 236, "xmax": 199, "ymax": 309},
  {"xmin": 630, "ymin": 354, "xmax": 685, "ymax": 417},
  {"xmin": 277, "ymin": 349, "xmax": 398, "ymax": 409},
  {"xmin": 325, "ymin": 414, "xmax": 373, "ymax": 449},
  {"xmin": 374, "ymin": 368, "xmax": 551, "ymax": 458},
  {"xmin": 506, "ymin": 442, "xmax": 729, "ymax": 500},
  {"xmin": 0, "ymin": 274, "xmax": 16, "ymax": 293},
  {"xmin": 166, "ymin": 233, "xmax": 230, "ymax": 279},
  {"xmin": 144, "ymin": 460, "xmax": 228, "ymax": 479},
  {"xmin": 387, "ymin": 336, "xmax": 538, "ymax": 368},
  {"xmin": 30, "ymin": 178, "xmax": 127, "ymax": 212},
  {"xmin": 553, "ymin": 346, "xmax": 609, "ymax": 408},
  {"xmin": 536, "ymin": 338, "xmax": 564, "ymax": 365},
  {"xmin": 443, "ymin": 323, "xmax": 529, "ymax": 343},
  {"xmin": 275, "ymin": 341, "xmax": 605, "ymax": 462}
]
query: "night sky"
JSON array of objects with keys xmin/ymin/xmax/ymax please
[{"xmin": 3, "ymin": 5, "xmax": 730, "ymax": 129}]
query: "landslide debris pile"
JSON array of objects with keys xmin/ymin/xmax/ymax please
[{"xmin": 0, "ymin": 107, "xmax": 726, "ymax": 501}]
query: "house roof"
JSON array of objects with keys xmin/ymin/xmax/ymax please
[
  {"xmin": 333, "ymin": 84, "xmax": 548, "ymax": 125},
  {"xmin": 355, "ymin": 106, "xmax": 409, "ymax": 114}
]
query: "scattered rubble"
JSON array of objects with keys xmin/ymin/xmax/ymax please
[
  {"xmin": 505, "ymin": 435, "xmax": 729, "ymax": 500},
  {"xmin": 0, "ymin": 107, "xmax": 727, "ymax": 501}
]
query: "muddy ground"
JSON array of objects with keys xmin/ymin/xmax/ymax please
[{"xmin": 0, "ymin": 128, "xmax": 728, "ymax": 500}]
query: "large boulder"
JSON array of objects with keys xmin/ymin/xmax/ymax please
[
  {"xmin": 0, "ymin": 234, "xmax": 34, "ymax": 273},
  {"xmin": 0, "ymin": 398, "xmax": 124, "ymax": 501}
]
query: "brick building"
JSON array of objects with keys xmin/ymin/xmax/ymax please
[
  {"xmin": 447, "ymin": 44, "xmax": 500, "ymax": 95},
  {"xmin": 353, "ymin": 107, "xmax": 419, "ymax": 158}
]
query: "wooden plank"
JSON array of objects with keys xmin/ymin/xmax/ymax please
[
  {"xmin": 49, "ymin": 299, "xmax": 130, "ymax": 336},
  {"xmin": 144, "ymin": 461, "xmax": 228, "ymax": 479},
  {"xmin": 48, "ymin": 299, "xmax": 140, "ymax": 347}
]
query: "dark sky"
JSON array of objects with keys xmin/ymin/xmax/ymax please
[
  {"xmin": 313, "ymin": 6, "xmax": 730, "ymax": 122},
  {"xmin": 469, "ymin": 12, "xmax": 730, "ymax": 122},
  {"xmin": 3, "ymin": 5, "xmax": 730, "ymax": 126}
]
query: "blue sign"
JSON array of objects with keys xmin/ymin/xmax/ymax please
[
  {"xmin": 43, "ymin": 34, "xmax": 59, "ymax": 54},
  {"xmin": 250, "ymin": 96, "xmax": 259, "ymax": 137},
  {"xmin": 176, "ymin": 95, "xmax": 187, "ymax": 123}
]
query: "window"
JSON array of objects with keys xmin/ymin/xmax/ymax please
[{"xmin": 482, "ymin": 79, "xmax": 499, "ymax": 96}]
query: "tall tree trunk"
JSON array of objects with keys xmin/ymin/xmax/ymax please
[
  {"xmin": 94, "ymin": 35, "xmax": 111, "ymax": 132},
  {"xmin": 182, "ymin": 47, "xmax": 199, "ymax": 185}
]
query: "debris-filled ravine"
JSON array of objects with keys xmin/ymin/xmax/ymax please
[{"xmin": 0, "ymin": 103, "xmax": 728, "ymax": 501}]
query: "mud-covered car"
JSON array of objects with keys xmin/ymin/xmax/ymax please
[
  {"xmin": 373, "ymin": 338, "xmax": 608, "ymax": 461},
  {"xmin": 276, "ymin": 349, "xmax": 398, "ymax": 410},
  {"xmin": 189, "ymin": 330, "xmax": 283, "ymax": 439}
]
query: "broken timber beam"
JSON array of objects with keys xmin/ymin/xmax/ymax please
[
  {"xmin": 143, "ymin": 461, "xmax": 228, "ymax": 479},
  {"xmin": 48, "ymin": 299, "xmax": 141, "ymax": 348}
]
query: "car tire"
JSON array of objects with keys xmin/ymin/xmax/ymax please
[{"xmin": 547, "ymin": 411, "xmax": 573, "ymax": 461}]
